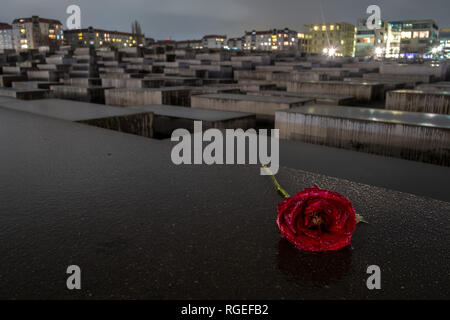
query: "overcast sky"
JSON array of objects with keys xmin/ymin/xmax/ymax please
[{"xmin": 1, "ymin": 0, "xmax": 449, "ymax": 40}]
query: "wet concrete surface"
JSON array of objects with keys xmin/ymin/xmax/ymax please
[
  {"xmin": 282, "ymin": 105, "xmax": 450, "ymax": 129},
  {"xmin": 0, "ymin": 107, "xmax": 449, "ymax": 299},
  {"xmin": 0, "ymin": 97, "xmax": 150, "ymax": 121},
  {"xmin": 279, "ymin": 140, "xmax": 450, "ymax": 203}
]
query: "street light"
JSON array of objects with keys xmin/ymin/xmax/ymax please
[
  {"xmin": 328, "ymin": 47, "xmax": 336, "ymax": 57},
  {"xmin": 431, "ymin": 46, "xmax": 443, "ymax": 54},
  {"xmin": 431, "ymin": 46, "xmax": 443, "ymax": 59},
  {"xmin": 375, "ymin": 47, "xmax": 383, "ymax": 56}
]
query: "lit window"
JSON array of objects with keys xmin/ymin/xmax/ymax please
[
  {"xmin": 419, "ymin": 31, "xmax": 429, "ymax": 38},
  {"xmin": 322, "ymin": 25, "xmax": 326, "ymax": 31},
  {"xmin": 330, "ymin": 25, "xmax": 335, "ymax": 31},
  {"xmin": 401, "ymin": 31, "xmax": 412, "ymax": 39},
  {"xmin": 314, "ymin": 26, "xmax": 319, "ymax": 31}
]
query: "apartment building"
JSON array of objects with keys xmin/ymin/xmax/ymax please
[
  {"xmin": 12, "ymin": 16, "xmax": 63, "ymax": 50},
  {"xmin": 176, "ymin": 39, "xmax": 203, "ymax": 49},
  {"xmin": 227, "ymin": 37, "xmax": 244, "ymax": 50},
  {"xmin": 301, "ymin": 22, "xmax": 356, "ymax": 57},
  {"xmin": 64, "ymin": 26, "xmax": 138, "ymax": 48},
  {"xmin": 386, "ymin": 20, "xmax": 439, "ymax": 58},
  {"xmin": 202, "ymin": 35, "xmax": 227, "ymax": 49},
  {"xmin": 355, "ymin": 18, "xmax": 388, "ymax": 57},
  {"xmin": 439, "ymin": 28, "xmax": 450, "ymax": 59},
  {"xmin": 0, "ymin": 23, "xmax": 14, "ymax": 50},
  {"xmin": 243, "ymin": 28, "xmax": 299, "ymax": 51}
]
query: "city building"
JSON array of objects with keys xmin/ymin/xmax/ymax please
[
  {"xmin": 176, "ymin": 39, "xmax": 203, "ymax": 49},
  {"xmin": 12, "ymin": 16, "xmax": 63, "ymax": 50},
  {"xmin": 227, "ymin": 37, "xmax": 244, "ymax": 50},
  {"xmin": 64, "ymin": 26, "xmax": 138, "ymax": 48},
  {"xmin": 0, "ymin": 23, "xmax": 14, "ymax": 50},
  {"xmin": 145, "ymin": 37, "xmax": 155, "ymax": 47},
  {"xmin": 202, "ymin": 35, "xmax": 227, "ymax": 49},
  {"xmin": 386, "ymin": 20, "xmax": 439, "ymax": 58},
  {"xmin": 243, "ymin": 28, "xmax": 299, "ymax": 51},
  {"xmin": 439, "ymin": 28, "xmax": 450, "ymax": 59},
  {"xmin": 301, "ymin": 22, "xmax": 356, "ymax": 57},
  {"xmin": 355, "ymin": 18, "xmax": 388, "ymax": 57}
]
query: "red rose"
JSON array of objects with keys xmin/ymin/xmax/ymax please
[{"xmin": 276, "ymin": 185, "xmax": 357, "ymax": 252}]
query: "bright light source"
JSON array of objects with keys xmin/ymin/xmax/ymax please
[
  {"xmin": 431, "ymin": 46, "xmax": 442, "ymax": 54},
  {"xmin": 375, "ymin": 47, "xmax": 383, "ymax": 56},
  {"xmin": 323, "ymin": 48, "xmax": 328, "ymax": 54},
  {"xmin": 328, "ymin": 47, "xmax": 336, "ymax": 56}
]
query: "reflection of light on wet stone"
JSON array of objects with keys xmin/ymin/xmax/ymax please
[{"xmin": 277, "ymin": 239, "xmax": 353, "ymax": 288}]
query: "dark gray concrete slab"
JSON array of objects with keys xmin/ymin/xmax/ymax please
[
  {"xmin": 246, "ymin": 90, "xmax": 355, "ymax": 105},
  {"xmin": 0, "ymin": 98, "xmax": 148, "ymax": 121},
  {"xmin": 279, "ymin": 139, "xmax": 450, "ymax": 203},
  {"xmin": 284, "ymin": 105, "xmax": 450, "ymax": 129},
  {"xmin": 197, "ymin": 93, "xmax": 313, "ymax": 104},
  {"xmin": 0, "ymin": 88, "xmax": 49, "ymax": 100},
  {"xmin": 0, "ymin": 107, "xmax": 449, "ymax": 299},
  {"xmin": 129, "ymin": 104, "xmax": 253, "ymax": 121}
]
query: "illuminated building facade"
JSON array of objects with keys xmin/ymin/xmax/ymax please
[
  {"xmin": 64, "ymin": 27, "xmax": 138, "ymax": 48},
  {"xmin": 227, "ymin": 37, "xmax": 244, "ymax": 50},
  {"xmin": 243, "ymin": 28, "xmax": 299, "ymax": 51},
  {"xmin": 301, "ymin": 22, "xmax": 356, "ymax": 57},
  {"xmin": 439, "ymin": 28, "xmax": 450, "ymax": 59},
  {"xmin": 386, "ymin": 20, "xmax": 439, "ymax": 58},
  {"xmin": 176, "ymin": 40, "xmax": 203, "ymax": 49},
  {"xmin": 202, "ymin": 35, "xmax": 227, "ymax": 49},
  {"xmin": 0, "ymin": 23, "xmax": 14, "ymax": 50},
  {"xmin": 355, "ymin": 18, "xmax": 388, "ymax": 57},
  {"xmin": 12, "ymin": 16, "xmax": 63, "ymax": 50}
]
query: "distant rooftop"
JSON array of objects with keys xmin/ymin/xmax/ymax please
[
  {"xmin": 64, "ymin": 27, "xmax": 134, "ymax": 37},
  {"xmin": 12, "ymin": 16, "xmax": 62, "ymax": 25},
  {"xmin": 0, "ymin": 22, "xmax": 12, "ymax": 30}
]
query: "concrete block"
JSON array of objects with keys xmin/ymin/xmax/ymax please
[
  {"xmin": 386, "ymin": 90, "xmax": 450, "ymax": 115},
  {"xmin": 276, "ymin": 105, "xmax": 450, "ymax": 165}
]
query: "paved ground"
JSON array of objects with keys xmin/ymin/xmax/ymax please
[{"xmin": 0, "ymin": 107, "xmax": 449, "ymax": 299}]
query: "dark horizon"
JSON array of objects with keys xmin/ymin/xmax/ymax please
[{"xmin": 0, "ymin": 0, "xmax": 449, "ymax": 41}]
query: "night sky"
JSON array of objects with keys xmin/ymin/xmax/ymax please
[{"xmin": 1, "ymin": 0, "xmax": 449, "ymax": 40}]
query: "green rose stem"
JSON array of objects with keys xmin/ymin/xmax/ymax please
[
  {"xmin": 261, "ymin": 164, "xmax": 290, "ymax": 199},
  {"xmin": 260, "ymin": 164, "xmax": 368, "ymax": 224}
]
